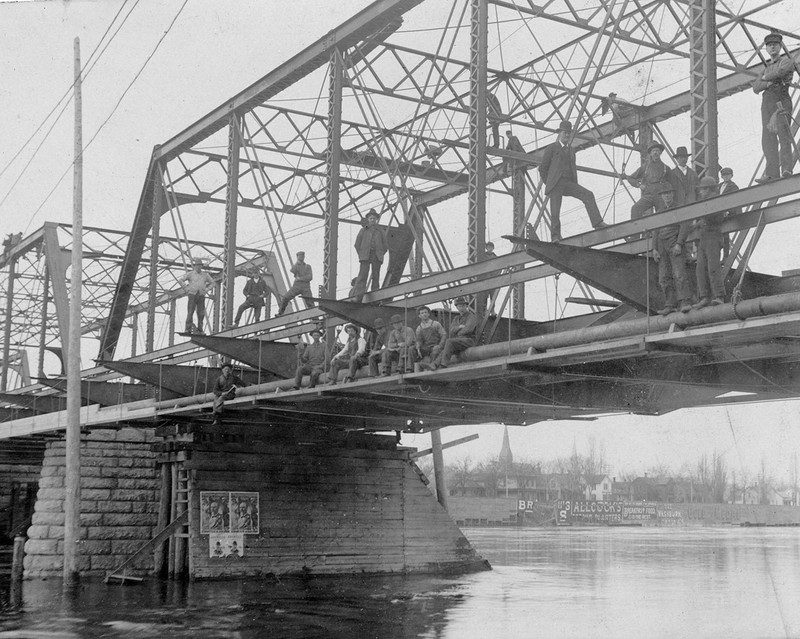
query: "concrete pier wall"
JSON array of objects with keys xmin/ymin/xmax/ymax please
[{"xmin": 23, "ymin": 428, "xmax": 160, "ymax": 578}]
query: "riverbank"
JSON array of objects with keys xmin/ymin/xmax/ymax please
[{"xmin": 447, "ymin": 496, "xmax": 800, "ymax": 527}]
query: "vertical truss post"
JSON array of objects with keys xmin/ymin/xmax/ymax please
[
  {"xmin": 1, "ymin": 256, "xmax": 16, "ymax": 391},
  {"xmin": 42, "ymin": 223, "xmax": 71, "ymax": 359},
  {"xmin": 511, "ymin": 169, "xmax": 526, "ymax": 319},
  {"xmin": 409, "ymin": 200, "xmax": 425, "ymax": 279},
  {"xmin": 37, "ymin": 264, "xmax": 50, "ymax": 378},
  {"xmin": 323, "ymin": 50, "xmax": 344, "ymax": 299},
  {"xmin": 689, "ymin": 0, "xmax": 718, "ymax": 177},
  {"xmin": 468, "ymin": 0, "xmax": 488, "ymax": 267},
  {"xmin": 130, "ymin": 314, "xmax": 138, "ymax": 358},
  {"xmin": 146, "ymin": 170, "xmax": 163, "ymax": 352},
  {"xmin": 222, "ymin": 114, "xmax": 241, "ymax": 327},
  {"xmin": 168, "ymin": 299, "xmax": 176, "ymax": 347}
]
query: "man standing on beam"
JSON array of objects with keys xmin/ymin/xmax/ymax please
[{"xmin": 539, "ymin": 120, "xmax": 608, "ymax": 242}]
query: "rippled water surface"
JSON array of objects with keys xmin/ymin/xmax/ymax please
[{"xmin": 0, "ymin": 526, "xmax": 798, "ymax": 638}]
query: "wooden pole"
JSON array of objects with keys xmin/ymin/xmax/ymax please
[
  {"xmin": 63, "ymin": 36, "xmax": 83, "ymax": 585},
  {"xmin": 430, "ymin": 428, "xmax": 448, "ymax": 510}
]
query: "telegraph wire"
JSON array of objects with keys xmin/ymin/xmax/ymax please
[
  {"xmin": 22, "ymin": 0, "xmax": 191, "ymax": 234},
  {"xmin": 0, "ymin": 0, "xmax": 138, "ymax": 213}
]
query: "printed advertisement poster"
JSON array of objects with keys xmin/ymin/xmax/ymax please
[{"xmin": 209, "ymin": 533, "xmax": 245, "ymax": 558}]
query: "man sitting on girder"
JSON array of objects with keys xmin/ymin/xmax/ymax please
[
  {"xmin": 415, "ymin": 305, "xmax": 446, "ymax": 370},
  {"xmin": 539, "ymin": 120, "xmax": 608, "ymax": 242},
  {"xmin": 292, "ymin": 328, "xmax": 326, "ymax": 390},
  {"xmin": 652, "ymin": 183, "xmax": 693, "ymax": 315},
  {"xmin": 212, "ymin": 363, "xmax": 245, "ymax": 425},
  {"xmin": 431, "ymin": 297, "xmax": 479, "ymax": 370},
  {"xmin": 327, "ymin": 324, "xmax": 367, "ymax": 384},
  {"xmin": 234, "ymin": 269, "xmax": 272, "ymax": 326}
]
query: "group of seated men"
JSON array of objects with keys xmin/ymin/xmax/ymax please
[{"xmin": 291, "ymin": 297, "xmax": 479, "ymax": 389}]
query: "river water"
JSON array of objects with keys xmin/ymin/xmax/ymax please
[{"xmin": 0, "ymin": 526, "xmax": 798, "ymax": 638}]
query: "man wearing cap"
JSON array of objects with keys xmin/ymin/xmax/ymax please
[
  {"xmin": 328, "ymin": 324, "xmax": 367, "ymax": 384},
  {"xmin": 212, "ymin": 363, "xmax": 245, "ymax": 425},
  {"xmin": 652, "ymin": 184, "xmax": 693, "ymax": 315},
  {"xmin": 180, "ymin": 259, "xmax": 215, "ymax": 334},
  {"xmin": 234, "ymin": 270, "xmax": 272, "ymax": 326},
  {"xmin": 292, "ymin": 329, "xmax": 326, "ymax": 390},
  {"xmin": 432, "ymin": 297, "xmax": 479, "ymax": 370},
  {"xmin": 366, "ymin": 317, "xmax": 390, "ymax": 377},
  {"xmin": 383, "ymin": 314, "xmax": 416, "ymax": 375},
  {"xmin": 625, "ymin": 142, "xmax": 672, "ymax": 222},
  {"xmin": 539, "ymin": 121, "xmax": 608, "ymax": 241},
  {"xmin": 277, "ymin": 251, "xmax": 313, "ymax": 315},
  {"xmin": 719, "ymin": 167, "xmax": 741, "ymax": 259},
  {"xmin": 415, "ymin": 306, "xmax": 446, "ymax": 369},
  {"xmin": 668, "ymin": 146, "xmax": 699, "ymax": 207},
  {"xmin": 753, "ymin": 32, "xmax": 797, "ymax": 182},
  {"xmin": 692, "ymin": 176, "xmax": 726, "ymax": 309},
  {"xmin": 353, "ymin": 209, "xmax": 388, "ymax": 301}
]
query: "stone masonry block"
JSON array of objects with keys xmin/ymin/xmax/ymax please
[
  {"xmin": 33, "ymin": 499, "xmax": 62, "ymax": 512},
  {"xmin": 110, "ymin": 539, "xmax": 148, "ymax": 555},
  {"xmin": 113, "ymin": 489, "xmax": 158, "ymax": 502},
  {"xmin": 81, "ymin": 489, "xmax": 112, "ymax": 501},
  {"xmin": 80, "ymin": 513, "xmax": 104, "ymax": 527},
  {"xmin": 25, "ymin": 525, "xmax": 50, "ymax": 539},
  {"xmin": 86, "ymin": 430, "xmax": 120, "ymax": 442},
  {"xmin": 91, "ymin": 525, "xmax": 154, "ymax": 540},
  {"xmin": 35, "ymin": 488, "xmax": 64, "ymax": 501},
  {"xmin": 102, "ymin": 513, "xmax": 147, "ymax": 527},
  {"xmin": 117, "ymin": 428, "xmax": 149, "ymax": 443},
  {"xmin": 24, "ymin": 539, "xmax": 59, "ymax": 555},
  {"xmin": 79, "ymin": 540, "xmax": 112, "ymax": 555},
  {"xmin": 32, "ymin": 511, "xmax": 64, "ymax": 526},
  {"xmin": 37, "ymin": 476, "xmax": 64, "ymax": 489},
  {"xmin": 102, "ymin": 466, "xmax": 156, "ymax": 479},
  {"xmin": 93, "ymin": 500, "xmax": 134, "ymax": 514},
  {"xmin": 80, "ymin": 477, "xmax": 118, "ymax": 490},
  {"xmin": 117, "ymin": 478, "xmax": 160, "ymax": 490},
  {"xmin": 131, "ymin": 501, "xmax": 160, "ymax": 515}
]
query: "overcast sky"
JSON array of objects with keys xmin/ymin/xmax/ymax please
[{"xmin": 2, "ymin": 0, "xmax": 799, "ymax": 483}]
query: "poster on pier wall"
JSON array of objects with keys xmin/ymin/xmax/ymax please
[
  {"xmin": 209, "ymin": 533, "xmax": 245, "ymax": 558},
  {"xmin": 230, "ymin": 492, "xmax": 260, "ymax": 534},
  {"xmin": 200, "ymin": 491, "xmax": 231, "ymax": 533}
]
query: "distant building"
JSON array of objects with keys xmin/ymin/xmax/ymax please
[{"xmin": 583, "ymin": 474, "xmax": 612, "ymax": 501}]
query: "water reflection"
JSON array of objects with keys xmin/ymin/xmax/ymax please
[{"xmin": 0, "ymin": 527, "xmax": 798, "ymax": 638}]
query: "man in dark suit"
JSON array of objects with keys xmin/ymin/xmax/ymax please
[
  {"xmin": 538, "ymin": 120, "xmax": 608, "ymax": 241},
  {"xmin": 668, "ymin": 146, "xmax": 699, "ymax": 207}
]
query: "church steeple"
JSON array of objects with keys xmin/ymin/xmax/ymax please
[{"xmin": 499, "ymin": 425, "xmax": 513, "ymax": 469}]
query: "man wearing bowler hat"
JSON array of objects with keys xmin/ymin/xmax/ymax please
[
  {"xmin": 292, "ymin": 328, "xmax": 326, "ymax": 390},
  {"xmin": 625, "ymin": 141, "xmax": 673, "ymax": 222},
  {"xmin": 179, "ymin": 258, "xmax": 215, "ymax": 334},
  {"xmin": 668, "ymin": 146, "xmax": 699, "ymax": 207},
  {"xmin": 753, "ymin": 32, "xmax": 798, "ymax": 182},
  {"xmin": 538, "ymin": 120, "xmax": 608, "ymax": 242},
  {"xmin": 353, "ymin": 208, "xmax": 388, "ymax": 301}
]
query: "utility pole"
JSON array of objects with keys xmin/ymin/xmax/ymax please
[{"xmin": 64, "ymin": 36, "xmax": 83, "ymax": 586}]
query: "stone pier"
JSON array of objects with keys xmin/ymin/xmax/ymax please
[{"xmin": 24, "ymin": 428, "xmax": 160, "ymax": 578}]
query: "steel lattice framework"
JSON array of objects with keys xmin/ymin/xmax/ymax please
[{"xmin": 3, "ymin": 0, "xmax": 800, "ymax": 385}]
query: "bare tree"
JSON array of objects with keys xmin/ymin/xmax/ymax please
[
  {"xmin": 448, "ymin": 455, "xmax": 474, "ymax": 497},
  {"xmin": 711, "ymin": 452, "xmax": 728, "ymax": 503}
]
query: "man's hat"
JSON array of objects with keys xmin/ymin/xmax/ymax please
[
  {"xmin": 454, "ymin": 297, "xmax": 469, "ymax": 306},
  {"xmin": 221, "ymin": 363, "xmax": 232, "ymax": 371},
  {"xmin": 344, "ymin": 323, "xmax": 359, "ymax": 334},
  {"xmin": 557, "ymin": 120, "xmax": 572, "ymax": 132},
  {"xmin": 660, "ymin": 183, "xmax": 675, "ymax": 194},
  {"xmin": 698, "ymin": 176, "xmax": 718, "ymax": 189},
  {"xmin": 390, "ymin": 314, "xmax": 403, "ymax": 324},
  {"xmin": 373, "ymin": 317, "xmax": 386, "ymax": 328},
  {"xmin": 192, "ymin": 257, "xmax": 204, "ymax": 265},
  {"xmin": 764, "ymin": 32, "xmax": 783, "ymax": 45},
  {"xmin": 673, "ymin": 146, "xmax": 690, "ymax": 158},
  {"xmin": 647, "ymin": 141, "xmax": 665, "ymax": 153},
  {"xmin": 309, "ymin": 328, "xmax": 323, "ymax": 337},
  {"xmin": 720, "ymin": 167, "xmax": 733, "ymax": 176},
  {"xmin": 417, "ymin": 305, "xmax": 431, "ymax": 313},
  {"xmin": 365, "ymin": 208, "xmax": 380, "ymax": 220}
]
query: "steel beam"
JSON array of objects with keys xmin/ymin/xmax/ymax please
[
  {"xmin": 42, "ymin": 223, "xmax": 72, "ymax": 359},
  {"xmin": 1, "ymin": 255, "xmax": 15, "ymax": 391},
  {"xmin": 467, "ymin": 0, "xmax": 488, "ymax": 268},
  {"xmin": 689, "ymin": 0, "xmax": 718, "ymax": 176},
  {"xmin": 187, "ymin": 334, "xmax": 296, "ymax": 378},
  {"xmin": 222, "ymin": 115, "xmax": 241, "ymax": 329},
  {"xmin": 323, "ymin": 50, "xmax": 344, "ymax": 298}
]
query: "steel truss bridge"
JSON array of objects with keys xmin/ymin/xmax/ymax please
[{"xmin": 2, "ymin": 0, "xmax": 800, "ymax": 441}]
